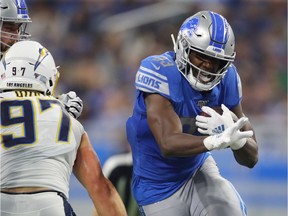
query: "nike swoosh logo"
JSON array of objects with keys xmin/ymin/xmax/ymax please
[
  {"xmin": 151, "ymin": 62, "xmax": 160, "ymax": 70},
  {"xmin": 1, "ymin": 7, "xmax": 8, "ymax": 9}
]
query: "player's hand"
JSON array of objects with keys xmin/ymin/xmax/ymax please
[
  {"xmin": 57, "ymin": 91, "xmax": 83, "ymax": 119},
  {"xmin": 203, "ymin": 117, "xmax": 253, "ymax": 150},
  {"xmin": 196, "ymin": 104, "xmax": 234, "ymax": 135}
]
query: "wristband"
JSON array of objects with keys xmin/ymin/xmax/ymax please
[{"xmin": 203, "ymin": 136, "xmax": 216, "ymax": 150}]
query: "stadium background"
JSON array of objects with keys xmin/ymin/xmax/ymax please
[{"xmin": 26, "ymin": 0, "xmax": 287, "ymax": 215}]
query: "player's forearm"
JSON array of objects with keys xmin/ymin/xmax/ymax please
[
  {"xmin": 158, "ymin": 133, "xmax": 209, "ymax": 157},
  {"xmin": 232, "ymin": 137, "xmax": 258, "ymax": 168},
  {"xmin": 90, "ymin": 179, "xmax": 127, "ymax": 216}
]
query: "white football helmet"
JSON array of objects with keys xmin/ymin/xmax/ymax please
[
  {"xmin": 0, "ymin": 0, "xmax": 31, "ymax": 54},
  {"xmin": 173, "ymin": 11, "xmax": 236, "ymax": 91},
  {"xmin": 0, "ymin": 40, "xmax": 59, "ymax": 95}
]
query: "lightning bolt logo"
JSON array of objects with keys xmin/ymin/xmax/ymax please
[{"xmin": 34, "ymin": 47, "xmax": 49, "ymax": 71}]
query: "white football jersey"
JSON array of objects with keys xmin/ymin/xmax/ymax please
[{"xmin": 0, "ymin": 91, "xmax": 85, "ymax": 198}]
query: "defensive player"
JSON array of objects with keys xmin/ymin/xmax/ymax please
[
  {"xmin": 126, "ymin": 11, "xmax": 258, "ymax": 216},
  {"xmin": 0, "ymin": 40, "xmax": 128, "ymax": 216},
  {"xmin": 0, "ymin": 0, "xmax": 83, "ymax": 119}
]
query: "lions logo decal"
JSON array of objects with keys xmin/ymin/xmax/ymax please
[{"xmin": 180, "ymin": 17, "xmax": 200, "ymax": 37}]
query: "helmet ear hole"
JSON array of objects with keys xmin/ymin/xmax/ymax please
[{"xmin": 46, "ymin": 90, "xmax": 51, "ymax": 96}]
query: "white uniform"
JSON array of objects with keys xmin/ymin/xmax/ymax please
[{"xmin": 0, "ymin": 91, "xmax": 84, "ymax": 216}]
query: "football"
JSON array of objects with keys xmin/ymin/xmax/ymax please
[{"xmin": 200, "ymin": 106, "xmax": 223, "ymax": 117}]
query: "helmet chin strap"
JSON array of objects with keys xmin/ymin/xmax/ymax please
[{"xmin": 187, "ymin": 65, "xmax": 218, "ymax": 92}]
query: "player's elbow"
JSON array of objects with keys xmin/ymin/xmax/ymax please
[
  {"xmin": 247, "ymin": 155, "xmax": 258, "ymax": 168},
  {"xmin": 158, "ymin": 142, "xmax": 175, "ymax": 157},
  {"xmin": 161, "ymin": 149, "xmax": 173, "ymax": 157},
  {"xmin": 244, "ymin": 159, "xmax": 258, "ymax": 169},
  {"xmin": 88, "ymin": 176, "xmax": 114, "ymax": 200},
  {"xmin": 237, "ymin": 154, "xmax": 258, "ymax": 168},
  {"xmin": 246, "ymin": 147, "xmax": 259, "ymax": 168}
]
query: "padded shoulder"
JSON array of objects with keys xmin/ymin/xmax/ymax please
[{"xmin": 135, "ymin": 52, "xmax": 182, "ymax": 101}]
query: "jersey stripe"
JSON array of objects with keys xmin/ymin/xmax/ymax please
[
  {"xmin": 139, "ymin": 66, "xmax": 168, "ymax": 81},
  {"xmin": 135, "ymin": 69, "xmax": 170, "ymax": 96}
]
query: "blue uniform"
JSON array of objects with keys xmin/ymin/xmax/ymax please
[{"xmin": 126, "ymin": 51, "xmax": 242, "ymax": 205}]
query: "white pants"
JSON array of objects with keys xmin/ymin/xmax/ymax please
[{"xmin": 1, "ymin": 191, "xmax": 76, "ymax": 216}]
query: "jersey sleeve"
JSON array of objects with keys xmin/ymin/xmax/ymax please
[
  {"xmin": 135, "ymin": 53, "xmax": 182, "ymax": 102},
  {"xmin": 220, "ymin": 64, "xmax": 243, "ymax": 108},
  {"xmin": 71, "ymin": 118, "xmax": 85, "ymax": 149}
]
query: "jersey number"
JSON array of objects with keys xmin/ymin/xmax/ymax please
[
  {"xmin": 1, "ymin": 99, "xmax": 71, "ymax": 148},
  {"xmin": 12, "ymin": 66, "xmax": 26, "ymax": 76}
]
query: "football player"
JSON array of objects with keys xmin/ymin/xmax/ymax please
[
  {"xmin": 126, "ymin": 11, "xmax": 258, "ymax": 216},
  {"xmin": 0, "ymin": 40, "xmax": 128, "ymax": 216},
  {"xmin": 0, "ymin": 0, "xmax": 83, "ymax": 119}
]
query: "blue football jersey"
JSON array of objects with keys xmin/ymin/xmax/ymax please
[{"xmin": 126, "ymin": 51, "xmax": 242, "ymax": 205}]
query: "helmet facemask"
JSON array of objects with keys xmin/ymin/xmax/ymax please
[{"xmin": 0, "ymin": 21, "xmax": 31, "ymax": 47}]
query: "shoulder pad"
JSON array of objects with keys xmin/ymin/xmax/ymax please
[{"xmin": 135, "ymin": 52, "xmax": 182, "ymax": 100}]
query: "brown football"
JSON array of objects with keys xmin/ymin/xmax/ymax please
[{"xmin": 200, "ymin": 106, "xmax": 223, "ymax": 117}]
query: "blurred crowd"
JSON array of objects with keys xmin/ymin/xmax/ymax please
[{"xmin": 26, "ymin": 0, "xmax": 287, "ymax": 163}]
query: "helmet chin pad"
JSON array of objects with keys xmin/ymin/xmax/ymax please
[{"xmin": 187, "ymin": 64, "xmax": 228, "ymax": 91}]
